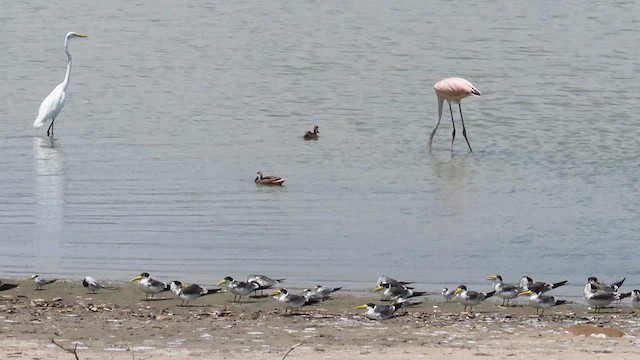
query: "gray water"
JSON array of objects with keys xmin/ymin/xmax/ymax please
[{"xmin": 2, "ymin": 1, "xmax": 640, "ymax": 299}]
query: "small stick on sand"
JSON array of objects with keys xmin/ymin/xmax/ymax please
[
  {"xmin": 281, "ymin": 342, "xmax": 302, "ymax": 360},
  {"xmin": 50, "ymin": 338, "xmax": 80, "ymax": 360},
  {"xmin": 129, "ymin": 347, "xmax": 153, "ymax": 360}
]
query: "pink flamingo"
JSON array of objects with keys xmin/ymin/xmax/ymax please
[{"xmin": 429, "ymin": 77, "xmax": 481, "ymax": 152}]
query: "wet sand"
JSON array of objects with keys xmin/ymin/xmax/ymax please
[{"xmin": 1, "ymin": 278, "xmax": 639, "ymax": 359}]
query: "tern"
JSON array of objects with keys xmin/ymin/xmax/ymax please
[
  {"xmin": 31, "ymin": 275, "xmax": 57, "ymax": 290},
  {"xmin": 583, "ymin": 283, "xmax": 630, "ymax": 312},
  {"xmin": 0, "ymin": 280, "xmax": 18, "ymax": 292},
  {"xmin": 391, "ymin": 296, "xmax": 423, "ymax": 307},
  {"xmin": 273, "ymin": 288, "xmax": 308, "ymax": 313},
  {"xmin": 454, "ymin": 285, "xmax": 495, "ymax": 312},
  {"xmin": 170, "ymin": 280, "xmax": 220, "ymax": 306},
  {"xmin": 374, "ymin": 282, "xmax": 425, "ymax": 301},
  {"xmin": 518, "ymin": 290, "xmax": 567, "ymax": 315},
  {"xmin": 217, "ymin": 276, "xmax": 260, "ymax": 302},
  {"xmin": 303, "ymin": 285, "xmax": 342, "ymax": 302},
  {"xmin": 587, "ymin": 276, "xmax": 625, "ymax": 293},
  {"xmin": 246, "ymin": 274, "xmax": 286, "ymax": 296},
  {"xmin": 632, "ymin": 290, "xmax": 640, "ymax": 309},
  {"xmin": 355, "ymin": 303, "xmax": 402, "ymax": 320},
  {"xmin": 487, "ymin": 274, "xmax": 522, "ymax": 306},
  {"xmin": 442, "ymin": 287, "xmax": 458, "ymax": 303},
  {"xmin": 519, "ymin": 276, "xmax": 567, "ymax": 294},
  {"xmin": 130, "ymin": 272, "xmax": 170, "ymax": 300},
  {"xmin": 82, "ymin": 276, "xmax": 117, "ymax": 293},
  {"xmin": 375, "ymin": 275, "xmax": 412, "ymax": 288}
]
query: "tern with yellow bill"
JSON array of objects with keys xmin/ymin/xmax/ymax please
[
  {"xmin": 454, "ymin": 285, "xmax": 495, "ymax": 312},
  {"xmin": 375, "ymin": 275, "xmax": 412, "ymax": 288},
  {"xmin": 272, "ymin": 288, "xmax": 307, "ymax": 313},
  {"xmin": 374, "ymin": 282, "xmax": 425, "ymax": 301},
  {"xmin": 247, "ymin": 274, "xmax": 286, "ymax": 296},
  {"xmin": 303, "ymin": 285, "xmax": 342, "ymax": 302},
  {"xmin": 130, "ymin": 272, "xmax": 170, "ymax": 300},
  {"xmin": 170, "ymin": 280, "xmax": 220, "ymax": 306},
  {"xmin": 518, "ymin": 290, "xmax": 567, "ymax": 315},
  {"xmin": 217, "ymin": 276, "xmax": 260, "ymax": 302},
  {"xmin": 583, "ymin": 282, "xmax": 631, "ymax": 312},
  {"xmin": 355, "ymin": 303, "xmax": 402, "ymax": 320},
  {"xmin": 487, "ymin": 274, "xmax": 522, "ymax": 306}
]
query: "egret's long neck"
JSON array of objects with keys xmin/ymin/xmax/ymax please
[{"xmin": 61, "ymin": 41, "xmax": 73, "ymax": 91}]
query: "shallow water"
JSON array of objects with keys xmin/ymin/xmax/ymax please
[{"xmin": 2, "ymin": 1, "xmax": 640, "ymax": 299}]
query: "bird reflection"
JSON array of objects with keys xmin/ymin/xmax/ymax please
[
  {"xmin": 33, "ymin": 137, "xmax": 65, "ymax": 227},
  {"xmin": 429, "ymin": 153, "xmax": 469, "ymax": 233}
]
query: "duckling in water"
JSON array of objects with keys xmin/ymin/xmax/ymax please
[{"xmin": 303, "ymin": 125, "xmax": 319, "ymax": 140}]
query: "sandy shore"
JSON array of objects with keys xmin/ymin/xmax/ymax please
[{"xmin": 1, "ymin": 278, "xmax": 639, "ymax": 359}]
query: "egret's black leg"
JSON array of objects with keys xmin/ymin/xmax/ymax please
[{"xmin": 47, "ymin": 118, "xmax": 55, "ymax": 137}]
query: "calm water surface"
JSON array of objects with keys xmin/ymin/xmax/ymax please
[{"xmin": 2, "ymin": 1, "xmax": 640, "ymax": 300}]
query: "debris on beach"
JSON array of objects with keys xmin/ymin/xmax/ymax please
[{"xmin": 568, "ymin": 324, "xmax": 625, "ymax": 337}]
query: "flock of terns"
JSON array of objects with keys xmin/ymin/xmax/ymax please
[
  {"xmin": 24, "ymin": 273, "xmax": 640, "ymax": 321},
  {"xmin": 127, "ymin": 273, "xmax": 342, "ymax": 311}
]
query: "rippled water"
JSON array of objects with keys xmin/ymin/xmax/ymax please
[{"xmin": 2, "ymin": 1, "xmax": 640, "ymax": 299}]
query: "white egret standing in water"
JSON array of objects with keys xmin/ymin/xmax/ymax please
[{"xmin": 33, "ymin": 32, "xmax": 88, "ymax": 137}]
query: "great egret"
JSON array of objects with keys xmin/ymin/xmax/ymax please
[{"xmin": 33, "ymin": 32, "xmax": 88, "ymax": 137}]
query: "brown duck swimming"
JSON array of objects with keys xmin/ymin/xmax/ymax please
[
  {"xmin": 303, "ymin": 125, "xmax": 319, "ymax": 140},
  {"xmin": 255, "ymin": 171, "xmax": 287, "ymax": 186}
]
